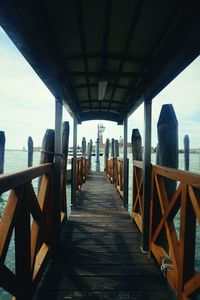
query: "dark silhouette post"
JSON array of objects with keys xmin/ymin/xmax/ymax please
[
  {"xmin": 104, "ymin": 138, "xmax": 109, "ymax": 171},
  {"xmin": 0, "ymin": 131, "xmax": 5, "ymax": 174},
  {"xmin": 82, "ymin": 137, "xmax": 86, "ymax": 157},
  {"xmin": 184, "ymin": 135, "xmax": 189, "ymax": 171},
  {"xmin": 28, "ymin": 136, "xmax": 33, "ymax": 167},
  {"xmin": 157, "ymin": 104, "xmax": 178, "ymax": 199},
  {"xmin": 131, "ymin": 129, "xmax": 142, "ymax": 161}
]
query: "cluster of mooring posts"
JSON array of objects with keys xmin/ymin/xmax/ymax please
[{"xmin": 0, "ymin": 103, "xmax": 200, "ymax": 299}]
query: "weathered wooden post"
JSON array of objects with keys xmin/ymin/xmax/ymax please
[
  {"xmin": 82, "ymin": 137, "xmax": 86, "ymax": 157},
  {"xmin": 157, "ymin": 104, "xmax": 178, "ymax": 199},
  {"xmin": 104, "ymin": 138, "xmax": 109, "ymax": 171},
  {"xmin": 114, "ymin": 140, "xmax": 119, "ymax": 158},
  {"xmin": 39, "ymin": 129, "xmax": 55, "ymax": 192},
  {"xmin": 111, "ymin": 138, "xmax": 114, "ymax": 157},
  {"xmin": 40, "ymin": 129, "xmax": 55, "ymax": 164},
  {"xmin": 87, "ymin": 139, "xmax": 93, "ymax": 170},
  {"xmin": 184, "ymin": 135, "xmax": 189, "ymax": 171},
  {"xmin": 131, "ymin": 129, "xmax": 142, "ymax": 161},
  {"xmin": 0, "ymin": 131, "xmax": 5, "ymax": 174},
  {"xmin": 62, "ymin": 121, "xmax": 70, "ymax": 212},
  {"xmin": 38, "ymin": 129, "xmax": 55, "ymax": 250},
  {"xmin": 156, "ymin": 143, "xmax": 159, "ymax": 165},
  {"xmin": 27, "ymin": 136, "xmax": 33, "ymax": 167},
  {"xmin": 62, "ymin": 121, "xmax": 70, "ymax": 159}
]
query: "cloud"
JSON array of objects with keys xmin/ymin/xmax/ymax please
[{"xmin": 128, "ymin": 55, "xmax": 200, "ymax": 148}]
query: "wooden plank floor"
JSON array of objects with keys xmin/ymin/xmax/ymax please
[{"xmin": 34, "ymin": 171, "xmax": 175, "ymax": 300}]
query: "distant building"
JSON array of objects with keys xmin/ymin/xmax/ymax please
[{"xmin": 33, "ymin": 146, "xmax": 41, "ymax": 152}]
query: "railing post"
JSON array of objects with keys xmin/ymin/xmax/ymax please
[
  {"xmin": 177, "ymin": 184, "xmax": 196, "ymax": 298},
  {"xmin": 15, "ymin": 185, "xmax": 32, "ymax": 299},
  {"xmin": 123, "ymin": 116, "xmax": 128, "ymax": 208},
  {"xmin": 72, "ymin": 114, "xmax": 78, "ymax": 207},
  {"xmin": 61, "ymin": 121, "xmax": 70, "ymax": 213},
  {"xmin": 142, "ymin": 98, "xmax": 152, "ymax": 252},
  {"xmin": 96, "ymin": 124, "xmax": 100, "ymax": 163},
  {"xmin": 54, "ymin": 97, "xmax": 63, "ymax": 244}
]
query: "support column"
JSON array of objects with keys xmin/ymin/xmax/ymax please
[
  {"xmin": 54, "ymin": 97, "xmax": 63, "ymax": 244},
  {"xmin": 96, "ymin": 124, "xmax": 100, "ymax": 163},
  {"xmin": 72, "ymin": 114, "xmax": 78, "ymax": 207},
  {"xmin": 142, "ymin": 99, "xmax": 152, "ymax": 252},
  {"xmin": 123, "ymin": 116, "xmax": 128, "ymax": 208}
]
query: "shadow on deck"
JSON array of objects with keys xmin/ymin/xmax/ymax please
[{"xmin": 34, "ymin": 171, "xmax": 175, "ymax": 300}]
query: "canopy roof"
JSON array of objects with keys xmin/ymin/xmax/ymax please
[{"xmin": 1, "ymin": 0, "xmax": 200, "ymax": 124}]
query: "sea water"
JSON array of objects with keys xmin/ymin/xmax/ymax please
[{"xmin": 0, "ymin": 150, "xmax": 200, "ymax": 298}]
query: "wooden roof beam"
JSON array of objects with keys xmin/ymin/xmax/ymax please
[
  {"xmin": 108, "ymin": 0, "xmax": 144, "ymax": 110},
  {"xmin": 76, "ymin": 0, "xmax": 92, "ymax": 110}
]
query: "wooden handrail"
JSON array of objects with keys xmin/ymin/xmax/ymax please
[
  {"xmin": 132, "ymin": 161, "xmax": 200, "ymax": 299},
  {"xmin": 105, "ymin": 157, "xmax": 129, "ymax": 199},
  {"xmin": 0, "ymin": 163, "xmax": 65, "ymax": 299},
  {"xmin": 0, "ymin": 164, "xmax": 52, "ymax": 194}
]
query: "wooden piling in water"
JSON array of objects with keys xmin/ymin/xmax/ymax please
[
  {"xmin": 87, "ymin": 139, "xmax": 93, "ymax": 170},
  {"xmin": 62, "ymin": 122, "xmax": 69, "ymax": 159},
  {"xmin": 104, "ymin": 138, "xmax": 109, "ymax": 171},
  {"xmin": 27, "ymin": 136, "xmax": 33, "ymax": 167},
  {"xmin": 157, "ymin": 104, "xmax": 178, "ymax": 199},
  {"xmin": 111, "ymin": 138, "xmax": 114, "ymax": 157},
  {"xmin": 131, "ymin": 129, "xmax": 142, "ymax": 161},
  {"xmin": 40, "ymin": 129, "xmax": 55, "ymax": 164},
  {"xmin": 114, "ymin": 140, "xmax": 119, "ymax": 158},
  {"xmin": 157, "ymin": 104, "xmax": 178, "ymax": 181},
  {"xmin": 0, "ymin": 131, "xmax": 5, "ymax": 174},
  {"xmin": 157, "ymin": 104, "xmax": 178, "ymax": 252},
  {"xmin": 156, "ymin": 143, "xmax": 159, "ymax": 165},
  {"xmin": 82, "ymin": 137, "xmax": 86, "ymax": 157},
  {"xmin": 184, "ymin": 135, "xmax": 189, "ymax": 171},
  {"xmin": 39, "ymin": 129, "xmax": 55, "ymax": 192}
]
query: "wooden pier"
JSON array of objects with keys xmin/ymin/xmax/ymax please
[
  {"xmin": 1, "ymin": 2, "xmax": 200, "ymax": 299},
  {"xmin": 34, "ymin": 171, "xmax": 175, "ymax": 299}
]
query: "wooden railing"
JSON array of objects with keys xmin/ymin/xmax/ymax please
[
  {"xmin": 76, "ymin": 157, "xmax": 88, "ymax": 195},
  {"xmin": 132, "ymin": 160, "xmax": 144, "ymax": 232},
  {"xmin": 116, "ymin": 158, "xmax": 123, "ymax": 198},
  {"xmin": 0, "ymin": 163, "xmax": 67, "ymax": 299},
  {"xmin": 106, "ymin": 157, "xmax": 128, "ymax": 199},
  {"xmin": 106, "ymin": 157, "xmax": 115, "ymax": 183},
  {"xmin": 132, "ymin": 161, "xmax": 200, "ymax": 299}
]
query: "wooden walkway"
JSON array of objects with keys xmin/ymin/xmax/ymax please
[{"xmin": 34, "ymin": 171, "xmax": 175, "ymax": 300}]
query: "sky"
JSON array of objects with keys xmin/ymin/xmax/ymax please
[{"xmin": 1, "ymin": 26, "xmax": 200, "ymax": 150}]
